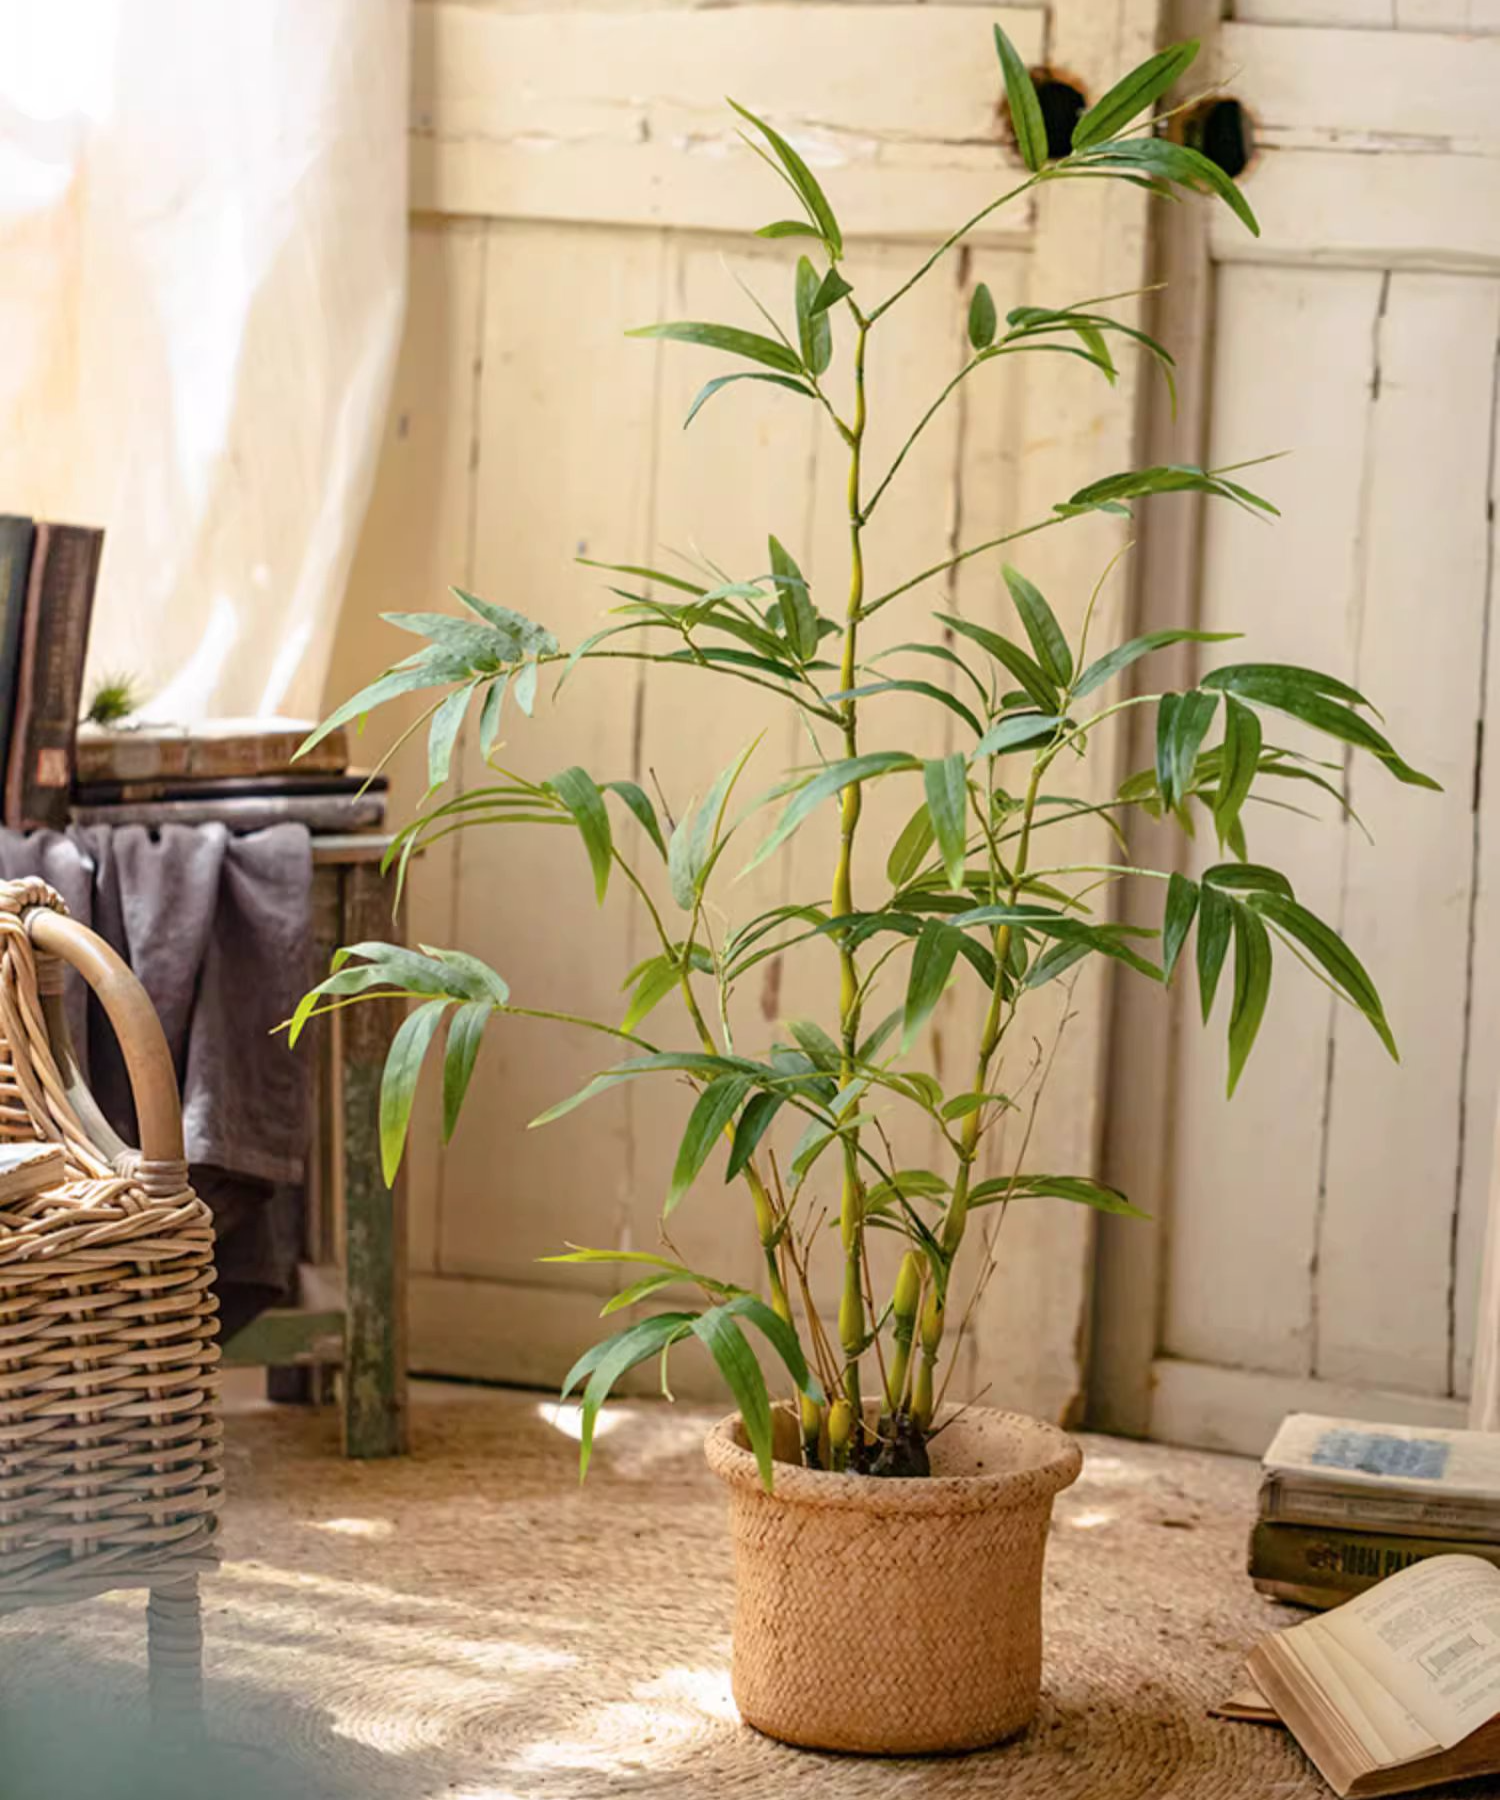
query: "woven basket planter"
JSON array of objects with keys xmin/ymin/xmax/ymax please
[
  {"xmin": 705, "ymin": 1405, "xmax": 1081, "ymax": 1754},
  {"xmin": 0, "ymin": 878, "xmax": 220, "ymax": 1722}
]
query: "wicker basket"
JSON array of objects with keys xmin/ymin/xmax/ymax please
[
  {"xmin": 705, "ymin": 1404, "xmax": 1081, "ymax": 1754},
  {"xmin": 0, "ymin": 878, "xmax": 220, "ymax": 1721}
]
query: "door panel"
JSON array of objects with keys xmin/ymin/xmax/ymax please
[
  {"xmin": 1095, "ymin": 13, "xmax": 1500, "ymax": 1451},
  {"xmin": 338, "ymin": 0, "xmax": 1160, "ymax": 1412}
]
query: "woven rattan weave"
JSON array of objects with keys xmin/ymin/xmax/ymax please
[{"xmin": 0, "ymin": 877, "xmax": 220, "ymax": 1722}]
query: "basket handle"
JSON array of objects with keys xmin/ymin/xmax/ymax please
[{"xmin": 24, "ymin": 905, "xmax": 186, "ymax": 1167}]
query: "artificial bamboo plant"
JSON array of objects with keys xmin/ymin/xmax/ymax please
[{"xmin": 293, "ymin": 32, "xmax": 1434, "ymax": 1485}]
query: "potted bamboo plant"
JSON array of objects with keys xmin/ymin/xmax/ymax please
[{"xmin": 293, "ymin": 30, "xmax": 1434, "ymax": 1756}]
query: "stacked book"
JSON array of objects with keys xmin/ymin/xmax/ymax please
[
  {"xmin": 72, "ymin": 719, "xmax": 386, "ymax": 833},
  {"xmin": 0, "ymin": 514, "xmax": 105, "ymax": 829},
  {"xmin": 1249, "ymin": 1413, "xmax": 1500, "ymax": 1609}
]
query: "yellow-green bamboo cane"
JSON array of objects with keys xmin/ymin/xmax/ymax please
[
  {"xmin": 913, "ymin": 760, "xmax": 1047, "ymax": 1427},
  {"xmin": 885, "ymin": 1249, "xmax": 923, "ymax": 1415},
  {"xmin": 835, "ymin": 315, "xmax": 871, "ymax": 1423}
]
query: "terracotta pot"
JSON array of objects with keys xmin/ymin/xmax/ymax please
[{"xmin": 704, "ymin": 1405, "xmax": 1082, "ymax": 1754}]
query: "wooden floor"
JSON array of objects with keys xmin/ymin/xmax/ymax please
[{"xmin": 0, "ymin": 1380, "xmax": 1449, "ymax": 1799}]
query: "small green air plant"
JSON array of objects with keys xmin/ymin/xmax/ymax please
[
  {"xmin": 84, "ymin": 673, "xmax": 146, "ymax": 727},
  {"xmin": 289, "ymin": 32, "xmax": 1436, "ymax": 1489}
]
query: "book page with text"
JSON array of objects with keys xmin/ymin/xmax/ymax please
[{"xmin": 1322, "ymin": 1556, "xmax": 1500, "ymax": 1750}]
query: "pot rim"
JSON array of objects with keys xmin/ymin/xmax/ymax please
[{"xmin": 705, "ymin": 1403, "xmax": 1082, "ymax": 1516}]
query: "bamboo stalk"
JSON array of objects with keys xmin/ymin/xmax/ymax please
[{"xmin": 835, "ymin": 313, "xmax": 871, "ymax": 1421}]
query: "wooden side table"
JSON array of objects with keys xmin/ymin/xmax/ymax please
[{"xmin": 220, "ymin": 835, "xmax": 409, "ymax": 1457}]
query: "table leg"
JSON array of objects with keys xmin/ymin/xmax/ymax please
[{"xmin": 338, "ymin": 859, "xmax": 409, "ymax": 1456}]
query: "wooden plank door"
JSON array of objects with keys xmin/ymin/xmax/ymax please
[
  {"xmin": 332, "ymin": 0, "xmax": 1162, "ymax": 1419},
  {"xmin": 1094, "ymin": 7, "xmax": 1500, "ymax": 1453}
]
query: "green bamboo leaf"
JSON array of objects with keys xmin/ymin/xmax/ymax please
[
  {"xmin": 730, "ymin": 100, "xmax": 844, "ymax": 258},
  {"xmin": 1196, "ymin": 884, "xmax": 1232, "ymax": 1022},
  {"xmin": 826, "ymin": 678, "xmax": 982, "ymax": 737},
  {"xmin": 811, "ymin": 267, "xmax": 853, "ymax": 315},
  {"xmin": 1066, "ymin": 464, "xmax": 1278, "ymax": 517},
  {"xmin": 726, "ymin": 1091, "xmax": 784, "ymax": 1181},
  {"xmin": 691, "ymin": 1307, "xmax": 776, "ymax": 1488},
  {"xmin": 745, "ymin": 751, "xmax": 918, "ymax": 872},
  {"xmin": 1200, "ymin": 661, "xmax": 1372, "ymax": 711},
  {"xmin": 512, "ymin": 661, "xmax": 539, "ymax": 715},
  {"xmin": 600, "ymin": 1272, "xmax": 679, "ymax": 1316},
  {"xmin": 1071, "ymin": 41, "xmax": 1200, "ymax": 149},
  {"xmin": 684, "ymin": 371, "xmax": 815, "ymax": 429},
  {"xmin": 1072, "ymin": 628, "xmax": 1241, "ymax": 701},
  {"xmin": 855, "ymin": 1010, "xmax": 903, "ymax": 1070},
  {"xmin": 972, "ymin": 712, "xmax": 1065, "ymax": 759},
  {"xmin": 379, "ymin": 999, "xmax": 448, "ymax": 1185},
  {"xmin": 1003, "ymin": 565, "xmax": 1072, "ymax": 686},
  {"xmin": 924, "ymin": 754, "xmax": 970, "ymax": 889},
  {"xmin": 1212, "ymin": 678, "xmax": 1439, "ymax": 791},
  {"xmin": 868, "ymin": 640, "xmax": 990, "ymax": 705},
  {"xmin": 795, "ymin": 257, "xmax": 832, "ymax": 375},
  {"xmin": 604, "ymin": 780, "xmax": 668, "ymax": 860},
  {"xmin": 1214, "ymin": 696, "xmax": 1262, "ymax": 848},
  {"xmin": 449, "ymin": 589, "xmax": 560, "ymax": 657},
  {"xmin": 670, "ymin": 739, "xmax": 761, "ymax": 907},
  {"xmin": 994, "ymin": 25, "xmax": 1047, "ymax": 172},
  {"xmin": 755, "ymin": 219, "xmax": 824, "ymax": 241},
  {"xmin": 717, "ymin": 1294, "xmax": 823, "ymax": 1402},
  {"xmin": 902, "ymin": 919, "xmax": 961, "ymax": 1051},
  {"xmin": 938, "ymin": 613, "xmax": 1059, "ymax": 711},
  {"xmin": 1248, "ymin": 891, "xmax": 1396, "ymax": 1059},
  {"xmin": 425, "ymin": 685, "xmax": 472, "ymax": 793},
  {"xmin": 768, "ymin": 536, "xmax": 818, "ymax": 660},
  {"xmin": 968, "ymin": 283, "xmax": 998, "ymax": 350},
  {"xmin": 888, "ymin": 802, "xmax": 936, "ymax": 888},
  {"xmin": 668, "ymin": 1075, "xmax": 753, "ymax": 1214},
  {"xmin": 1158, "ymin": 689, "xmax": 1218, "ymax": 810},
  {"xmin": 1162, "ymin": 873, "xmax": 1199, "ymax": 983},
  {"xmin": 529, "ymin": 1051, "xmax": 764, "ymax": 1128},
  {"xmin": 968, "ymin": 1173, "xmax": 1149, "ymax": 1217},
  {"xmin": 562, "ymin": 1313, "xmax": 697, "ymax": 1479},
  {"xmin": 478, "ymin": 675, "xmax": 508, "ymax": 756},
  {"xmin": 621, "ymin": 954, "xmax": 681, "ymax": 1032},
  {"xmin": 545, "ymin": 1245, "xmax": 737, "ymax": 1283},
  {"xmin": 298, "ymin": 651, "xmax": 479, "ymax": 757},
  {"xmin": 441, "ymin": 998, "xmax": 493, "ymax": 1142},
  {"xmin": 628, "ymin": 320, "xmax": 804, "ymax": 376},
  {"xmin": 1203, "ymin": 862, "xmax": 1293, "ymax": 898},
  {"xmin": 1079, "ymin": 137, "xmax": 1259, "ymax": 237},
  {"xmin": 788, "ymin": 1018, "xmax": 842, "ymax": 1071},
  {"xmin": 1227, "ymin": 906, "xmax": 1273, "ymax": 1095},
  {"xmin": 576, "ymin": 557, "xmax": 706, "ymax": 598},
  {"xmin": 1024, "ymin": 938, "xmax": 1091, "ymax": 989},
  {"xmin": 549, "ymin": 765, "xmax": 613, "ymax": 903}
]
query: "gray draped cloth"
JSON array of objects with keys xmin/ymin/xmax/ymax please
[{"xmin": 0, "ymin": 823, "xmax": 314, "ymax": 1337}]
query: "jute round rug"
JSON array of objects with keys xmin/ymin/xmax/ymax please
[{"xmin": 0, "ymin": 1384, "xmax": 1481, "ymax": 1798}]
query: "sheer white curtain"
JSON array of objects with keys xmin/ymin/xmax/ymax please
[{"xmin": 0, "ymin": 0, "xmax": 408, "ymax": 722}]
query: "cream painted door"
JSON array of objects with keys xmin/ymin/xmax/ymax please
[
  {"xmin": 334, "ymin": 0, "xmax": 1163, "ymax": 1418},
  {"xmin": 1094, "ymin": 7, "xmax": 1500, "ymax": 1453}
]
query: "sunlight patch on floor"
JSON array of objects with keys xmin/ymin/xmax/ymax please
[
  {"xmin": 310, "ymin": 1517, "xmax": 394, "ymax": 1539},
  {"xmin": 514, "ymin": 1665, "xmax": 736, "ymax": 1774}
]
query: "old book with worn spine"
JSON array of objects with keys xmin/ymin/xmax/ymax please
[
  {"xmin": 1260, "ymin": 1414, "xmax": 1500, "ymax": 1542},
  {"xmin": 1249, "ymin": 1520, "xmax": 1500, "ymax": 1610},
  {"xmin": 0, "ymin": 516, "xmax": 35, "ymax": 781},
  {"xmin": 75, "ymin": 718, "xmax": 349, "ymax": 785},
  {"xmin": 4, "ymin": 522, "xmax": 104, "ymax": 829}
]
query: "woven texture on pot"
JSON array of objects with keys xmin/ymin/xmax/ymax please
[
  {"xmin": 0, "ymin": 879, "xmax": 221, "ymax": 1600},
  {"xmin": 706, "ymin": 1406, "xmax": 1082, "ymax": 1755}
]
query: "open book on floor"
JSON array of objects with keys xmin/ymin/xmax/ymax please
[{"xmin": 1246, "ymin": 1554, "xmax": 1500, "ymax": 1796}]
